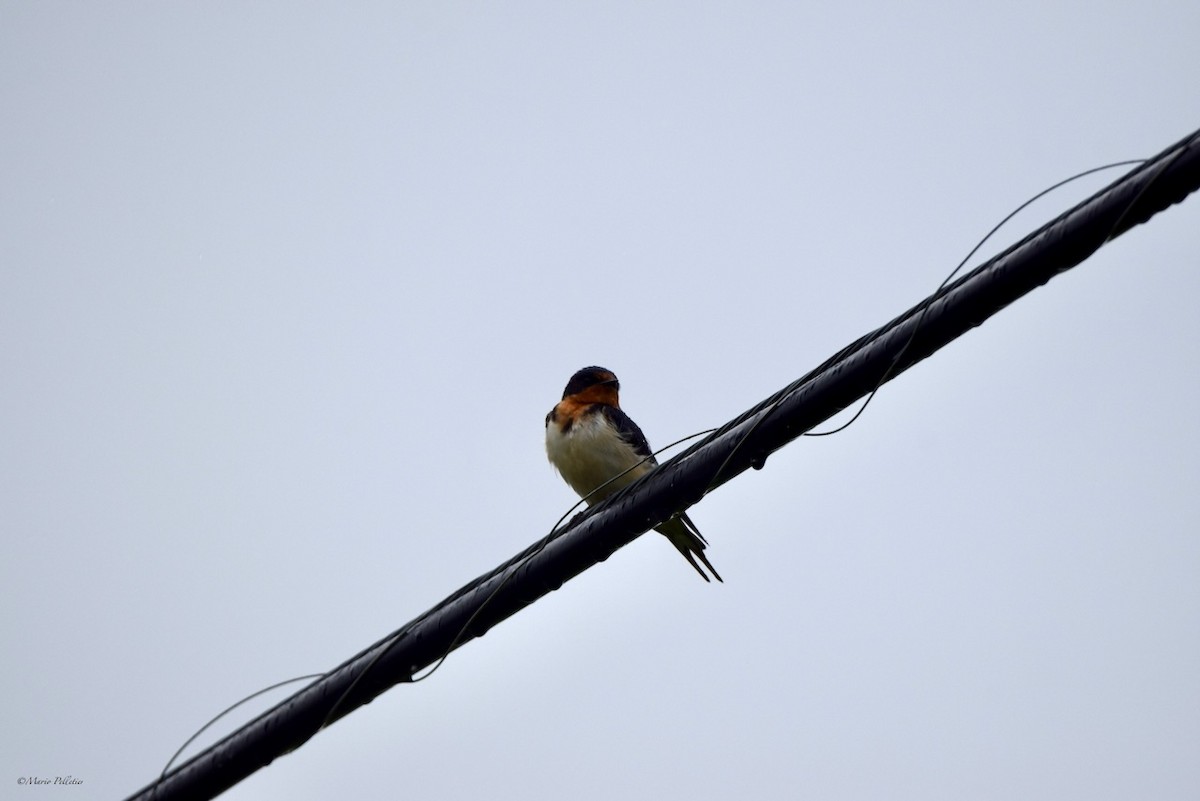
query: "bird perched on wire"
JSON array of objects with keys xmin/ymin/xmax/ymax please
[{"xmin": 545, "ymin": 366, "xmax": 722, "ymax": 582}]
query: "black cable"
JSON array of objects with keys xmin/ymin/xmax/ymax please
[{"xmin": 126, "ymin": 126, "xmax": 1199, "ymax": 801}]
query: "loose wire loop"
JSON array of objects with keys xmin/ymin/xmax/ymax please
[
  {"xmin": 154, "ymin": 148, "xmax": 1191, "ymax": 794},
  {"xmin": 693, "ymin": 159, "xmax": 1149, "ymax": 499}
]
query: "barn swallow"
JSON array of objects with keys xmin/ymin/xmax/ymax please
[{"xmin": 545, "ymin": 366, "xmax": 722, "ymax": 582}]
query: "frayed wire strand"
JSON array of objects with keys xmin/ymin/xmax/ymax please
[{"xmin": 693, "ymin": 158, "xmax": 1148, "ymax": 500}]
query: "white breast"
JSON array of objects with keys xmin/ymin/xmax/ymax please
[{"xmin": 545, "ymin": 412, "xmax": 649, "ymax": 503}]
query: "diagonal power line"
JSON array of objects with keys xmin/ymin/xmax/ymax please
[{"xmin": 125, "ymin": 126, "xmax": 1199, "ymax": 801}]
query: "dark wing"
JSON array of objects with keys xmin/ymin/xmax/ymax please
[{"xmin": 600, "ymin": 405, "xmax": 656, "ymax": 464}]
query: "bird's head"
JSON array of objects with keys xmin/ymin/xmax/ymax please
[{"xmin": 561, "ymin": 366, "xmax": 620, "ymax": 404}]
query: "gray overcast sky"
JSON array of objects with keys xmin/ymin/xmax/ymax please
[{"xmin": 3, "ymin": 3, "xmax": 1198, "ymax": 800}]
